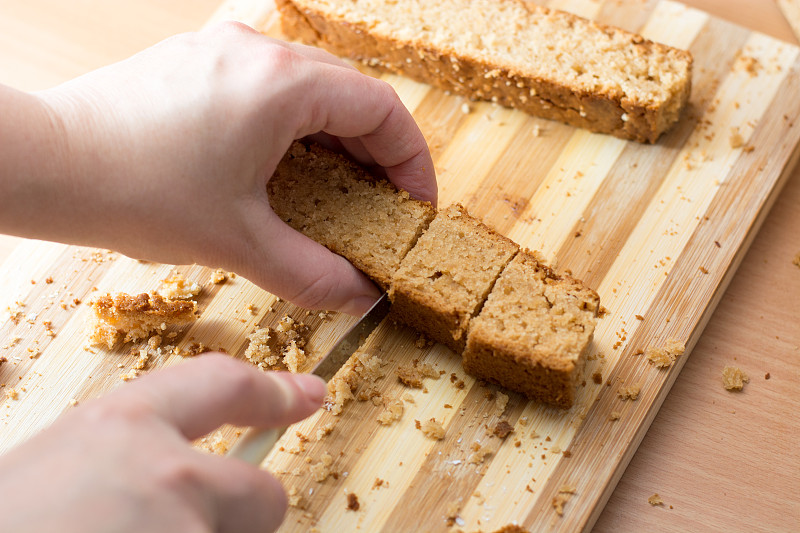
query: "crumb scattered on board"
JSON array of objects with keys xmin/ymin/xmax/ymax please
[
  {"xmin": 468, "ymin": 441, "xmax": 496, "ymax": 464},
  {"xmin": 493, "ymin": 420, "xmax": 514, "ymax": 439},
  {"xmin": 648, "ymin": 493, "xmax": 664, "ymax": 506},
  {"xmin": 346, "ymin": 493, "xmax": 360, "ymax": 511},
  {"xmin": 722, "ymin": 366, "xmax": 749, "ymax": 391},
  {"xmin": 157, "ymin": 275, "xmax": 200, "ymax": 300},
  {"xmin": 646, "ymin": 338, "xmax": 685, "ymax": 369},
  {"xmin": 793, "ymin": 252, "xmax": 800, "ymax": 268},
  {"xmin": 552, "ymin": 484, "xmax": 577, "ymax": 516},
  {"xmin": 310, "ymin": 452, "xmax": 335, "ymax": 482},
  {"xmin": 417, "ymin": 418, "xmax": 446, "ymax": 440},
  {"xmin": 396, "ymin": 360, "xmax": 439, "ymax": 388},
  {"xmin": 325, "ymin": 349, "xmax": 385, "ymax": 415},
  {"xmin": 617, "ymin": 384, "xmax": 642, "ymax": 401},
  {"xmin": 210, "ymin": 268, "xmax": 229, "ymax": 284},
  {"xmin": 376, "ymin": 398, "xmax": 404, "ymax": 425}
]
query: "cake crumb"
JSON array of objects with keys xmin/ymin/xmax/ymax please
[
  {"xmin": 617, "ymin": 384, "xmax": 642, "ymax": 401},
  {"xmin": 244, "ymin": 327, "xmax": 277, "ymax": 368},
  {"xmin": 283, "ymin": 340, "xmax": 306, "ymax": 373},
  {"xmin": 648, "ymin": 493, "xmax": 664, "ymax": 506},
  {"xmin": 210, "ymin": 268, "xmax": 228, "ymax": 284},
  {"xmin": 396, "ymin": 361, "xmax": 438, "ymax": 388},
  {"xmin": 792, "ymin": 252, "xmax": 800, "ymax": 268},
  {"xmin": 592, "ymin": 371, "xmax": 603, "ymax": 384},
  {"xmin": 6, "ymin": 388, "xmax": 19, "ymax": 400},
  {"xmin": 552, "ymin": 484, "xmax": 576, "ymax": 516},
  {"xmin": 157, "ymin": 275, "xmax": 201, "ymax": 300},
  {"xmin": 494, "ymin": 391, "xmax": 509, "ymax": 416},
  {"xmin": 609, "ymin": 411, "xmax": 621, "ymax": 421},
  {"xmin": 646, "ymin": 338, "xmax": 685, "ymax": 369},
  {"xmin": 729, "ymin": 127, "xmax": 746, "ymax": 148},
  {"xmin": 419, "ymin": 418, "xmax": 446, "ymax": 440},
  {"xmin": 346, "ymin": 492, "xmax": 360, "ymax": 511},
  {"xmin": 377, "ymin": 398, "xmax": 404, "ymax": 425},
  {"xmin": 310, "ymin": 452, "xmax": 334, "ymax": 482},
  {"xmin": 467, "ymin": 441, "xmax": 495, "ymax": 464},
  {"xmin": 493, "ymin": 420, "xmax": 514, "ymax": 439},
  {"xmin": 288, "ymin": 486, "xmax": 306, "ymax": 509},
  {"xmin": 445, "ymin": 500, "xmax": 462, "ymax": 526},
  {"xmin": 372, "ymin": 478, "xmax": 387, "ymax": 489},
  {"xmin": 315, "ymin": 421, "xmax": 336, "ymax": 441},
  {"xmin": 722, "ymin": 366, "xmax": 749, "ymax": 391}
]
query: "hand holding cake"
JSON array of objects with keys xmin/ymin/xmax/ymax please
[{"xmin": 0, "ymin": 21, "xmax": 436, "ymax": 316}]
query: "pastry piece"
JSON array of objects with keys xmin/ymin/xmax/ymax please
[
  {"xmin": 268, "ymin": 141, "xmax": 435, "ymax": 289},
  {"xmin": 89, "ymin": 293, "xmax": 198, "ymax": 348},
  {"xmin": 389, "ymin": 204, "xmax": 518, "ymax": 353},
  {"xmin": 463, "ymin": 251, "xmax": 599, "ymax": 408},
  {"xmin": 276, "ymin": 0, "xmax": 692, "ymax": 142}
]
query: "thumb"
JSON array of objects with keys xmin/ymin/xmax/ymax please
[{"xmin": 113, "ymin": 353, "xmax": 326, "ymax": 440}]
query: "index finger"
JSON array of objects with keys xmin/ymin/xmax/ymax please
[
  {"xmin": 294, "ymin": 62, "xmax": 438, "ymax": 205},
  {"xmin": 113, "ymin": 354, "xmax": 326, "ymax": 440}
]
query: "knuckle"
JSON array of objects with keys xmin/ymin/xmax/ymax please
[{"xmin": 152, "ymin": 455, "xmax": 203, "ymax": 493}]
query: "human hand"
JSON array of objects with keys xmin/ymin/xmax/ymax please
[
  {"xmin": 0, "ymin": 354, "xmax": 325, "ymax": 533},
  {"xmin": 8, "ymin": 22, "xmax": 436, "ymax": 315}
]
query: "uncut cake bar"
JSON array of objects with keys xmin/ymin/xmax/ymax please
[
  {"xmin": 463, "ymin": 251, "xmax": 599, "ymax": 408},
  {"xmin": 389, "ymin": 204, "xmax": 518, "ymax": 354},
  {"xmin": 268, "ymin": 142, "xmax": 436, "ymax": 289}
]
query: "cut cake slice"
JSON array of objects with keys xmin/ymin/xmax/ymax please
[
  {"xmin": 89, "ymin": 293, "xmax": 198, "ymax": 348},
  {"xmin": 276, "ymin": 0, "xmax": 692, "ymax": 142},
  {"xmin": 463, "ymin": 251, "xmax": 599, "ymax": 408},
  {"xmin": 268, "ymin": 141, "xmax": 436, "ymax": 290},
  {"xmin": 389, "ymin": 204, "xmax": 518, "ymax": 353}
]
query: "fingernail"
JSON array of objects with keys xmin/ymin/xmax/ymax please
[{"xmin": 295, "ymin": 374, "xmax": 327, "ymax": 404}]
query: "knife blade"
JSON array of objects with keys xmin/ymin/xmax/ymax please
[{"xmin": 227, "ymin": 293, "xmax": 391, "ymax": 465}]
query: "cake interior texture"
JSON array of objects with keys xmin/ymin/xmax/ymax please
[
  {"xmin": 463, "ymin": 251, "xmax": 600, "ymax": 408},
  {"xmin": 389, "ymin": 204, "xmax": 518, "ymax": 354},
  {"xmin": 268, "ymin": 141, "xmax": 436, "ymax": 289}
]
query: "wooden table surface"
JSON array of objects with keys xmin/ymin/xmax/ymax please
[{"xmin": 0, "ymin": 1, "xmax": 797, "ymax": 531}]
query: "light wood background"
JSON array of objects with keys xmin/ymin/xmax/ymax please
[{"xmin": 0, "ymin": 1, "xmax": 798, "ymax": 532}]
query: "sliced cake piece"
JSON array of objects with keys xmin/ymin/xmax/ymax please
[
  {"xmin": 389, "ymin": 204, "xmax": 518, "ymax": 354},
  {"xmin": 463, "ymin": 251, "xmax": 600, "ymax": 408},
  {"xmin": 268, "ymin": 142, "xmax": 436, "ymax": 289},
  {"xmin": 275, "ymin": 0, "xmax": 692, "ymax": 142},
  {"xmin": 89, "ymin": 293, "xmax": 198, "ymax": 348}
]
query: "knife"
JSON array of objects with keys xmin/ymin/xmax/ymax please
[{"xmin": 227, "ymin": 293, "xmax": 391, "ymax": 465}]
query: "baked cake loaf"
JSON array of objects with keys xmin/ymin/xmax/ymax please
[
  {"xmin": 275, "ymin": 0, "xmax": 693, "ymax": 143},
  {"xmin": 268, "ymin": 141, "xmax": 436, "ymax": 289},
  {"xmin": 389, "ymin": 204, "xmax": 518, "ymax": 354},
  {"xmin": 463, "ymin": 251, "xmax": 600, "ymax": 408}
]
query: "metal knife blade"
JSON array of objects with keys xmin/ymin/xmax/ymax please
[{"xmin": 228, "ymin": 294, "xmax": 391, "ymax": 465}]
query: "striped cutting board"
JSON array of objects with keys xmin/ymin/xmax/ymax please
[{"xmin": 1, "ymin": 1, "xmax": 799, "ymax": 531}]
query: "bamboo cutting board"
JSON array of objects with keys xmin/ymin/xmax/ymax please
[{"xmin": 1, "ymin": 1, "xmax": 799, "ymax": 532}]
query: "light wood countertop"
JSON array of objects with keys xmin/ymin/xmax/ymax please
[{"xmin": 0, "ymin": 1, "xmax": 797, "ymax": 531}]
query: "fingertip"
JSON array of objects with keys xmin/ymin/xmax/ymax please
[{"xmin": 292, "ymin": 373, "xmax": 327, "ymax": 405}]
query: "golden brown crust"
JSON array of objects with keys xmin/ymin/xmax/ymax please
[{"xmin": 276, "ymin": 0, "xmax": 692, "ymax": 143}]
